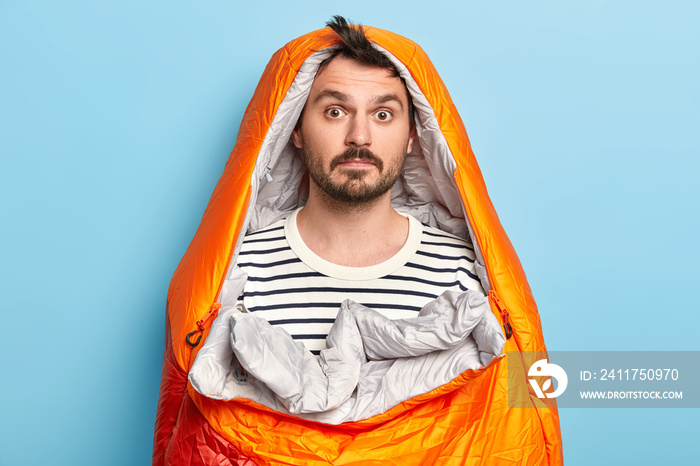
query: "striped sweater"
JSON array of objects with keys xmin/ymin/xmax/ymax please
[{"xmin": 236, "ymin": 209, "xmax": 485, "ymax": 354}]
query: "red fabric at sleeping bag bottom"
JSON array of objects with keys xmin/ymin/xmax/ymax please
[{"xmin": 154, "ymin": 312, "xmax": 254, "ymax": 466}]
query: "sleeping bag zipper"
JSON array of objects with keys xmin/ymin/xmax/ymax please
[
  {"xmin": 186, "ymin": 302, "xmax": 222, "ymax": 347},
  {"xmin": 488, "ymin": 290, "xmax": 513, "ymax": 339}
]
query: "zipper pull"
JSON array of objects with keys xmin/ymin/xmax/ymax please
[
  {"xmin": 234, "ymin": 364, "xmax": 248, "ymax": 384},
  {"xmin": 260, "ymin": 166, "xmax": 274, "ymax": 183},
  {"xmin": 488, "ymin": 290, "xmax": 513, "ymax": 339},
  {"xmin": 186, "ymin": 302, "xmax": 222, "ymax": 348}
]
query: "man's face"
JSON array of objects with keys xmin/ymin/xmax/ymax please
[{"xmin": 292, "ymin": 56, "xmax": 415, "ymax": 205}]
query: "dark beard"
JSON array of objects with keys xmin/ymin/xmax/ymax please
[{"xmin": 302, "ymin": 146, "xmax": 404, "ymax": 206}]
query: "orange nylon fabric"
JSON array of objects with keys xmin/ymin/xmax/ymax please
[{"xmin": 161, "ymin": 25, "xmax": 563, "ymax": 465}]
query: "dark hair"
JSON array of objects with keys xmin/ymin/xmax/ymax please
[{"xmin": 319, "ymin": 15, "xmax": 415, "ymax": 130}]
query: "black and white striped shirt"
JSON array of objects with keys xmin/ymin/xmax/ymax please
[{"xmin": 236, "ymin": 209, "xmax": 485, "ymax": 355}]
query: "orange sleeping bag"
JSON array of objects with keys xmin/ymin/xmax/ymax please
[{"xmin": 153, "ymin": 24, "xmax": 563, "ymax": 466}]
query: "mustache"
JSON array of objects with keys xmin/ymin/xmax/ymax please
[{"xmin": 329, "ymin": 147, "xmax": 384, "ymax": 171}]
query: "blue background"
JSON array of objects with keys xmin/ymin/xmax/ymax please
[{"xmin": 1, "ymin": 1, "xmax": 697, "ymax": 464}]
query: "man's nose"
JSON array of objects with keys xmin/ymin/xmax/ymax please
[{"xmin": 345, "ymin": 115, "xmax": 372, "ymax": 147}]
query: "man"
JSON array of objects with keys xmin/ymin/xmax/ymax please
[
  {"xmin": 235, "ymin": 16, "xmax": 485, "ymax": 355},
  {"xmin": 154, "ymin": 15, "xmax": 562, "ymax": 466}
]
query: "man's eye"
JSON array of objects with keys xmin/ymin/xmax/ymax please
[
  {"xmin": 326, "ymin": 108, "xmax": 345, "ymax": 118},
  {"xmin": 375, "ymin": 110, "xmax": 393, "ymax": 121}
]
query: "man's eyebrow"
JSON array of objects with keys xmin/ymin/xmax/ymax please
[
  {"xmin": 312, "ymin": 90, "xmax": 405, "ymax": 110},
  {"xmin": 313, "ymin": 90, "xmax": 350, "ymax": 104},
  {"xmin": 372, "ymin": 93, "xmax": 404, "ymax": 110}
]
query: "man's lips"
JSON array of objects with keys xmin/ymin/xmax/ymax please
[
  {"xmin": 337, "ymin": 159, "xmax": 376, "ymax": 168},
  {"xmin": 329, "ymin": 148, "xmax": 384, "ymax": 171}
]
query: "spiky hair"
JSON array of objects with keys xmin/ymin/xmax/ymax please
[{"xmin": 319, "ymin": 16, "xmax": 400, "ymax": 77}]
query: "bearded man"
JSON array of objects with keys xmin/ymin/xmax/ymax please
[{"xmin": 233, "ymin": 17, "xmax": 485, "ymax": 355}]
